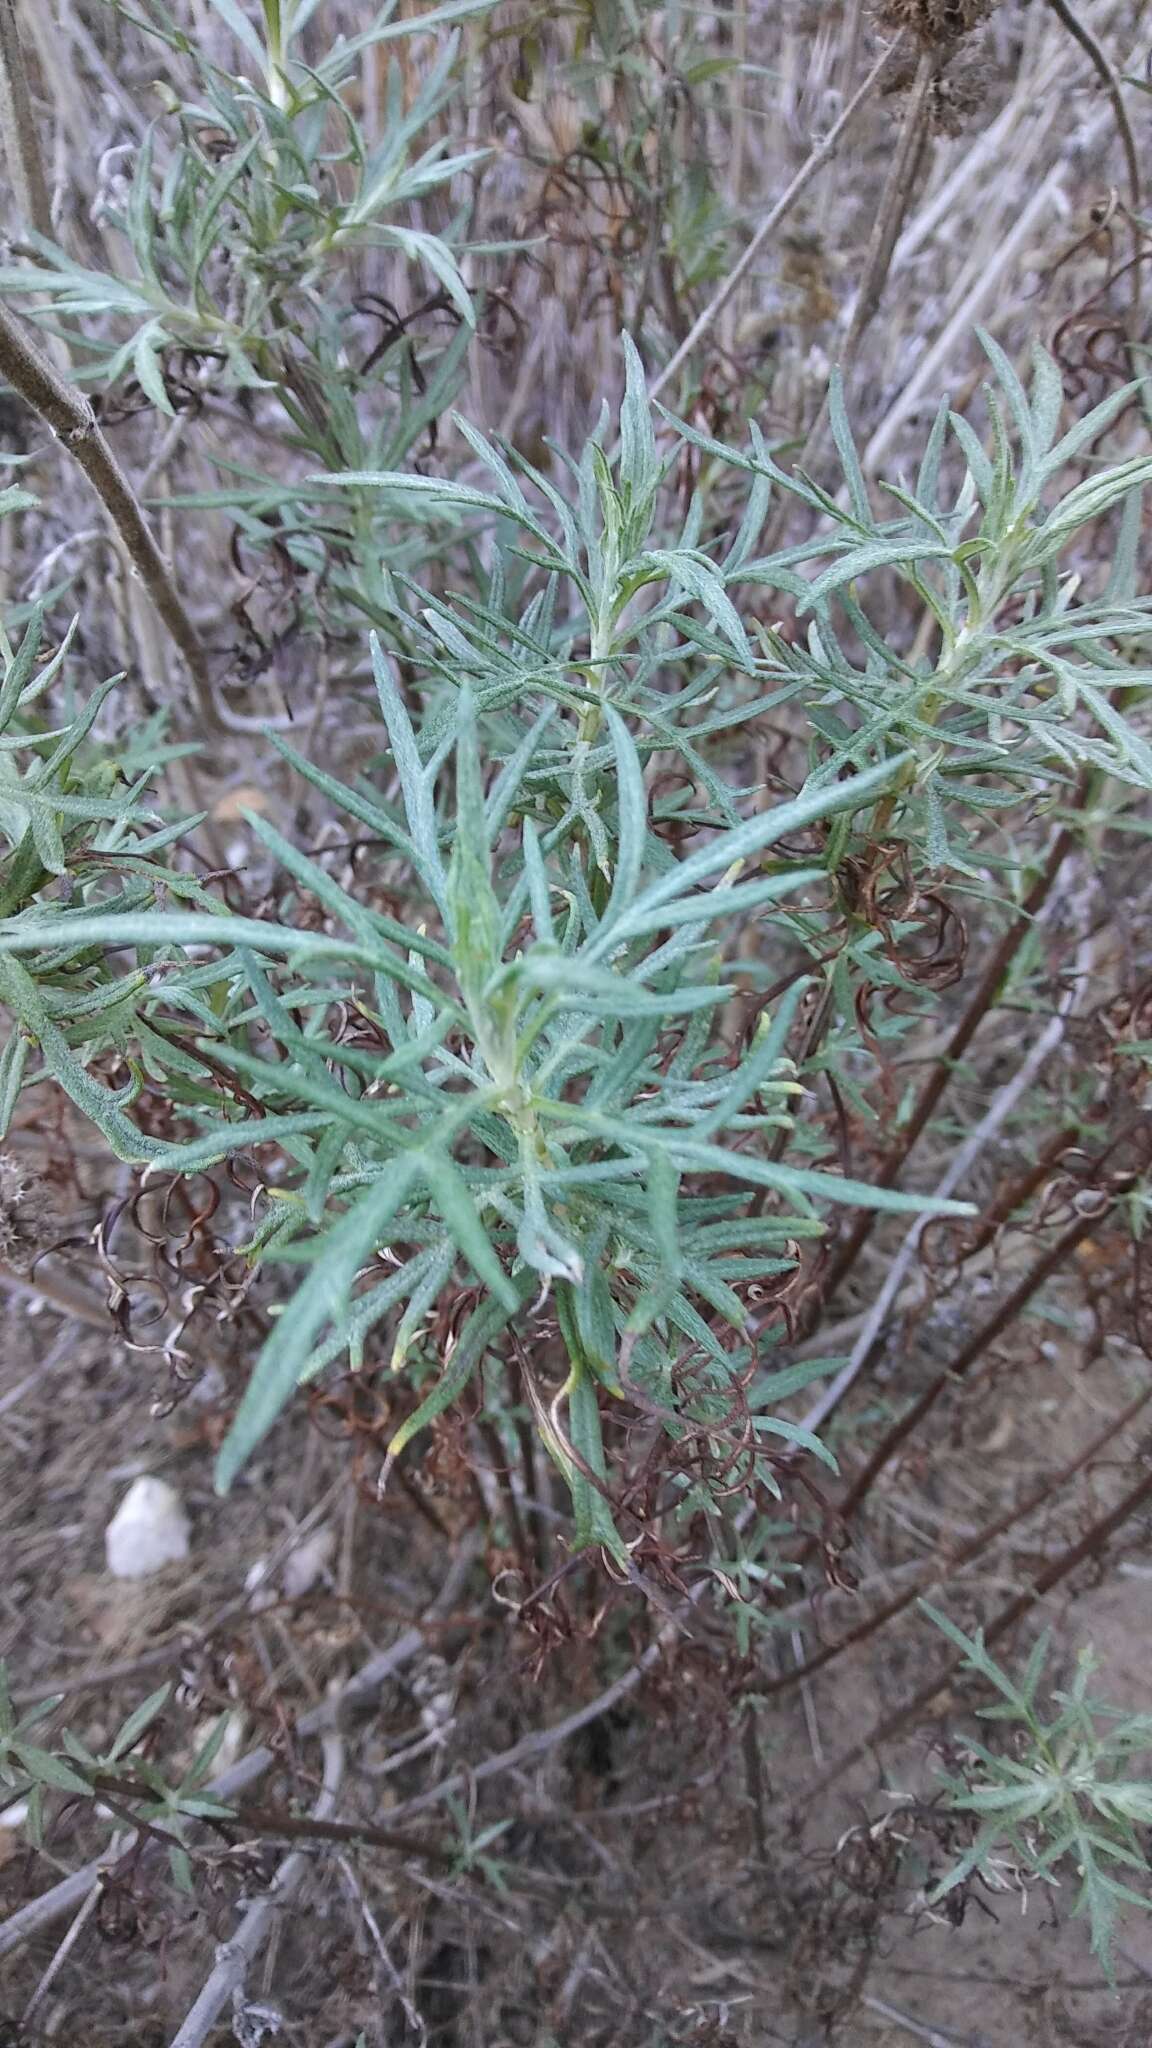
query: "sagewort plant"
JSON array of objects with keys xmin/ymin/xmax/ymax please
[
  {"xmin": 0, "ymin": 340, "xmax": 1149, "ymax": 1569},
  {"xmin": 0, "ymin": 0, "xmax": 491, "ymax": 683},
  {"xmin": 1, "ymin": 0, "xmax": 1151, "ymax": 2008},
  {"xmin": 924, "ymin": 1607, "xmax": 1152, "ymax": 1978}
]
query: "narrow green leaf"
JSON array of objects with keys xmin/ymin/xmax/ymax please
[
  {"xmin": 108, "ymin": 1685, "xmax": 171, "ymax": 1762},
  {"xmin": 12, "ymin": 1744, "xmax": 91, "ymax": 1794},
  {"xmin": 132, "ymin": 323, "xmax": 174, "ymax": 417},
  {"xmin": 421, "ymin": 1150, "xmax": 519, "ymax": 1310},
  {"xmin": 801, "ymin": 539, "xmax": 951, "ymax": 608},
  {"xmin": 387, "ymin": 1283, "xmax": 525, "ymax": 1458},
  {"xmin": 622, "ymin": 754, "xmax": 911, "ymax": 925},
  {"xmin": 521, "ymin": 817, "xmax": 555, "ymax": 945},
  {"xmin": 977, "ymin": 327, "xmax": 1036, "ymax": 470},
  {"xmin": 0, "ymin": 957, "xmax": 160, "ymax": 1161},
  {"xmin": 0, "ymin": 605, "xmax": 45, "ymax": 728},
  {"xmin": 589, "ymin": 866, "xmax": 823, "ymax": 952},
  {"xmin": 147, "ymin": 1112, "xmax": 334, "ymax": 1175},
  {"xmin": 828, "ymin": 368, "xmax": 870, "ymax": 523},
  {"xmin": 216, "ymin": 1159, "xmax": 422, "ymax": 1492},
  {"xmin": 600, "ymin": 705, "xmax": 647, "ymax": 934},
  {"xmin": 641, "ymin": 549, "xmax": 752, "ymax": 666},
  {"xmin": 618, "ymin": 331, "xmax": 659, "ymax": 503},
  {"xmin": 564, "ymin": 1355, "xmax": 627, "ymax": 1560},
  {"xmin": 202, "ymin": 0, "xmax": 266, "ymax": 61},
  {"xmin": 369, "ymin": 633, "xmax": 447, "ymax": 910}
]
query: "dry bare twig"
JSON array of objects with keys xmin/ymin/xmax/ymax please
[
  {"xmin": 799, "ymin": 932, "xmax": 1091, "ymax": 1441},
  {"xmin": 1042, "ymin": 0, "xmax": 1140, "ymax": 216},
  {"xmin": 759, "ymin": 1367, "xmax": 1152, "ymax": 1701},
  {"xmin": 786, "ymin": 44, "xmax": 937, "ymax": 495},
  {"xmin": 0, "ymin": 1541, "xmax": 477, "ymax": 1960},
  {"xmin": 19, "ymin": 1838, "xmax": 126, "ymax": 2028}
]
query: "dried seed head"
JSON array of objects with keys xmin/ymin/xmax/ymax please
[
  {"xmin": 930, "ymin": 48, "xmax": 992, "ymax": 132},
  {"xmin": 875, "ymin": 0, "xmax": 995, "ymax": 47}
]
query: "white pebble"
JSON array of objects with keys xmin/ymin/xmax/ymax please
[
  {"xmin": 281, "ymin": 1524, "xmax": 335, "ymax": 1600},
  {"xmin": 245, "ymin": 1524, "xmax": 335, "ymax": 1609},
  {"xmin": 105, "ymin": 1477, "xmax": 190, "ymax": 1579}
]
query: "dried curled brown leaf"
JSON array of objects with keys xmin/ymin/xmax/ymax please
[{"xmin": 0, "ymin": 1153, "xmax": 61, "ymax": 1274}]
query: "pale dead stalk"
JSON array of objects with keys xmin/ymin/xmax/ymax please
[
  {"xmin": 20, "ymin": 1839, "xmax": 126, "ymax": 2026},
  {"xmin": 646, "ymin": 33, "xmax": 906, "ymax": 406},
  {"xmin": 774, "ymin": 47, "xmax": 936, "ymax": 517},
  {"xmin": 865, "ymin": 87, "xmax": 1114, "ymax": 472},
  {"xmin": 167, "ymin": 1728, "xmax": 345, "ymax": 2048},
  {"xmin": 335, "ymin": 1854, "xmax": 428, "ymax": 2044},
  {"xmin": 862, "ymin": 1994, "xmax": 966, "ymax": 2048},
  {"xmin": 0, "ymin": 1257, "xmax": 110, "ymax": 1330},
  {"xmin": 863, "ymin": 173, "xmax": 1066, "ymax": 473},
  {"xmin": 892, "ymin": 46, "xmax": 1063, "ymax": 272},
  {"xmin": 797, "ymin": 928, "xmax": 1091, "ymax": 1442},
  {"xmin": 838, "ymin": 47, "xmax": 936, "ymax": 383}
]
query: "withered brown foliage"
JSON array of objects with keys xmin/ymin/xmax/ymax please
[{"xmin": 875, "ymin": 0, "xmax": 996, "ymax": 47}]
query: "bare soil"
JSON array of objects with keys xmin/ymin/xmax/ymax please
[{"xmin": 1, "ymin": 1265, "xmax": 1150, "ymax": 2047}]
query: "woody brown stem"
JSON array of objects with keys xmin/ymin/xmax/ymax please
[
  {"xmin": 815, "ymin": 1457, "xmax": 1152, "ymax": 1790},
  {"xmin": 0, "ymin": 299, "xmax": 225, "ymax": 737},
  {"xmin": 0, "ymin": 0, "xmax": 51, "ymax": 239},
  {"xmin": 821, "ymin": 824, "xmax": 1074, "ymax": 1300},
  {"xmin": 836, "ymin": 1201, "xmax": 1109, "ymax": 1525},
  {"xmin": 227, "ymin": 1804, "xmax": 456, "ymax": 1866},
  {"xmin": 950, "ymin": 1122, "xmax": 1080, "ymax": 1263},
  {"xmin": 758, "ymin": 1372, "xmax": 1152, "ymax": 1699}
]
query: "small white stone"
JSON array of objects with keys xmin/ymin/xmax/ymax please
[
  {"xmin": 244, "ymin": 1524, "xmax": 335, "ymax": 1608},
  {"xmin": 244, "ymin": 1556, "xmax": 273, "ymax": 1604},
  {"xmin": 105, "ymin": 1477, "xmax": 190, "ymax": 1579},
  {"xmin": 281, "ymin": 1524, "xmax": 335, "ymax": 1600}
]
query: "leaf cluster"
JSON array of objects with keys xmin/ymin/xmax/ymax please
[
  {"xmin": 924, "ymin": 1605, "xmax": 1152, "ymax": 1979},
  {"xmin": 0, "ymin": 1666, "xmax": 232, "ymax": 1892},
  {"xmin": 1, "ymin": 334, "xmax": 1149, "ymax": 1558}
]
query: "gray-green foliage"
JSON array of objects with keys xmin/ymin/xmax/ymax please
[
  {"xmin": 0, "ymin": 0, "xmax": 493, "ymax": 650},
  {"xmin": 0, "ymin": 643, "xmax": 967, "ymax": 1542},
  {"xmin": 9, "ymin": 0, "xmax": 487, "ymax": 370},
  {"xmin": 1, "ymin": 333, "xmax": 1150, "ymax": 1551},
  {"xmin": 924, "ymin": 1606, "xmax": 1152, "ymax": 1978},
  {"xmin": 327, "ymin": 330, "xmax": 1152, "ymax": 887},
  {"xmin": 0, "ymin": 522, "xmax": 214, "ymax": 1155},
  {"xmin": 0, "ymin": 1664, "xmax": 233, "ymax": 1892}
]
